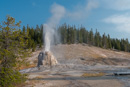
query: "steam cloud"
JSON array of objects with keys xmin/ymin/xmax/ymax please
[
  {"xmin": 43, "ymin": 3, "xmax": 65, "ymax": 51},
  {"xmin": 43, "ymin": 1, "xmax": 98, "ymax": 52}
]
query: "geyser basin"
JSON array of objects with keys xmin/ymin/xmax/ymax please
[{"xmin": 43, "ymin": 51, "xmax": 58, "ymax": 66}]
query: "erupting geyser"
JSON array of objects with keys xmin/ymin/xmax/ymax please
[
  {"xmin": 43, "ymin": 3, "xmax": 65, "ymax": 66},
  {"xmin": 43, "ymin": 24, "xmax": 58, "ymax": 66}
]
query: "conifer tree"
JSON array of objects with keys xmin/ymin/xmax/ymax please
[{"xmin": 0, "ymin": 16, "xmax": 28, "ymax": 87}]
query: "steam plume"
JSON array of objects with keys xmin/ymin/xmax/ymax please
[
  {"xmin": 43, "ymin": 3, "xmax": 65, "ymax": 51},
  {"xmin": 43, "ymin": 1, "xmax": 98, "ymax": 52}
]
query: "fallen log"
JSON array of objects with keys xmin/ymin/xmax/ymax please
[{"xmin": 114, "ymin": 72, "xmax": 130, "ymax": 76}]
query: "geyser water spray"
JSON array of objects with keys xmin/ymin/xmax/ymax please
[{"xmin": 43, "ymin": 3, "xmax": 65, "ymax": 52}]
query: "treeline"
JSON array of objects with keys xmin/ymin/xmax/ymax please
[
  {"xmin": 21, "ymin": 23, "xmax": 130, "ymax": 52},
  {"xmin": 21, "ymin": 24, "xmax": 43, "ymax": 51},
  {"xmin": 58, "ymin": 23, "xmax": 130, "ymax": 52}
]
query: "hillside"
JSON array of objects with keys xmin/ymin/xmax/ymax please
[
  {"xmin": 22, "ymin": 44, "xmax": 130, "ymax": 87},
  {"xmin": 27, "ymin": 44, "xmax": 130, "ymax": 67}
]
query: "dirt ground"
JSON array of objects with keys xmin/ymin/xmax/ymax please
[{"xmin": 21, "ymin": 44, "xmax": 130, "ymax": 87}]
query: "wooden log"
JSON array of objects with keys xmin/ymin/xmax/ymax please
[{"xmin": 114, "ymin": 72, "xmax": 130, "ymax": 76}]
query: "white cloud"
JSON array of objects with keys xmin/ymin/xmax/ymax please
[
  {"xmin": 101, "ymin": 0, "xmax": 130, "ymax": 11},
  {"xmin": 103, "ymin": 14, "xmax": 130, "ymax": 33},
  {"xmin": 101, "ymin": 0, "xmax": 130, "ymax": 33},
  {"xmin": 67, "ymin": 0, "xmax": 98, "ymax": 20}
]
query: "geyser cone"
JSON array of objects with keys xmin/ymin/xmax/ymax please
[{"xmin": 43, "ymin": 51, "xmax": 58, "ymax": 66}]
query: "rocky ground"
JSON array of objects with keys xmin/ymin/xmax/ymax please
[{"xmin": 20, "ymin": 44, "xmax": 130, "ymax": 87}]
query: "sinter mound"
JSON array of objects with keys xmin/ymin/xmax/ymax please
[{"xmin": 43, "ymin": 51, "xmax": 58, "ymax": 66}]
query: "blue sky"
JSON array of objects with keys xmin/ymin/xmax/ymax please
[{"xmin": 0, "ymin": 0, "xmax": 130, "ymax": 40}]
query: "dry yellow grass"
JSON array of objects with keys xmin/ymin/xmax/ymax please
[
  {"xmin": 81, "ymin": 72, "xmax": 105, "ymax": 77},
  {"xmin": 34, "ymin": 76, "xmax": 44, "ymax": 79},
  {"xmin": 19, "ymin": 64, "xmax": 36, "ymax": 70}
]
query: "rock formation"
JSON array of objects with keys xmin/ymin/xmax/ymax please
[{"xmin": 43, "ymin": 51, "xmax": 58, "ymax": 67}]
